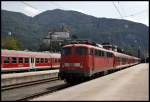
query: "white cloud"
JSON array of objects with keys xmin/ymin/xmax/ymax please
[{"xmin": 24, "ymin": 6, "xmax": 41, "ymax": 17}]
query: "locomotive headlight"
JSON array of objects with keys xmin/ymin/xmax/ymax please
[{"xmin": 64, "ymin": 63, "xmax": 81, "ymax": 67}]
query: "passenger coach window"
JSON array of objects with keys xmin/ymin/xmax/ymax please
[
  {"xmin": 4, "ymin": 57, "xmax": 9, "ymax": 63},
  {"xmin": 36, "ymin": 58, "xmax": 39, "ymax": 63},
  {"xmin": 25, "ymin": 58, "xmax": 29, "ymax": 63},
  {"xmin": 31, "ymin": 58, "xmax": 34, "ymax": 63},
  {"xmin": 41, "ymin": 58, "xmax": 44, "ymax": 63},
  {"xmin": 62, "ymin": 47, "xmax": 71, "ymax": 55},
  {"xmin": 12, "ymin": 57, "xmax": 17, "ymax": 63},
  {"xmin": 76, "ymin": 47, "xmax": 87, "ymax": 55},
  {"xmin": 19, "ymin": 58, "xmax": 23, "ymax": 63},
  {"xmin": 45, "ymin": 58, "xmax": 48, "ymax": 63}
]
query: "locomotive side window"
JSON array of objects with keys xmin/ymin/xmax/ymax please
[
  {"xmin": 19, "ymin": 58, "xmax": 23, "ymax": 63},
  {"xmin": 99, "ymin": 50, "xmax": 104, "ymax": 56},
  {"xmin": 106, "ymin": 52, "xmax": 109, "ymax": 57},
  {"xmin": 110, "ymin": 53, "xmax": 113, "ymax": 57},
  {"xmin": 90, "ymin": 49, "xmax": 94, "ymax": 55},
  {"xmin": 94, "ymin": 50, "xmax": 99, "ymax": 56},
  {"xmin": 62, "ymin": 47, "xmax": 71, "ymax": 55},
  {"xmin": 76, "ymin": 47, "xmax": 87, "ymax": 55},
  {"xmin": 107, "ymin": 52, "xmax": 113, "ymax": 57},
  {"xmin": 101, "ymin": 51, "xmax": 104, "ymax": 56},
  {"xmin": 12, "ymin": 57, "xmax": 17, "ymax": 63},
  {"xmin": 25, "ymin": 58, "xmax": 29, "ymax": 63},
  {"xmin": 4, "ymin": 57, "xmax": 9, "ymax": 63},
  {"xmin": 95, "ymin": 50, "xmax": 99, "ymax": 56}
]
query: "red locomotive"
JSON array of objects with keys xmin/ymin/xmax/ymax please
[
  {"xmin": 59, "ymin": 41, "xmax": 140, "ymax": 83},
  {"xmin": 1, "ymin": 49, "xmax": 61, "ymax": 72}
]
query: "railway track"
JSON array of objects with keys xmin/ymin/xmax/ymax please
[
  {"xmin": 1, "ymin": 77, "xmax": 72, "ymax": 101},
  {"xmin": 17, "ymin": 83, "xmax": 71, "ymax": 101},
  {"xmin": 1, "ymin": 77, "xmax": 59, "ymax": 91}
]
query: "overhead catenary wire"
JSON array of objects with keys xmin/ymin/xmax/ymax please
[
  {"xmin": 112, "ymin": 2, "xmax": 148, "ymax": 20},
  {"xmin": 123, "ymin": 9, "xmax": 148, "ymax": 18},
  {"xmin": 117, "ymin": 2, "xmax": 127, "ymax": 17},
  {"xmin": 22, "ymin": 1, "xmax": 41, "ymax": 12},
  {"xmin": 112, "ymin": 2, "xmax": 124, "ymax": 19},
  {"xmin": 22, "ymin": 1, "xmax": 65, "ymax": 12}
]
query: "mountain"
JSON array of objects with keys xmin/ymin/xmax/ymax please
[{"xmin": 1, "ymin": 9, "xmax": 149, "ymax": 57}]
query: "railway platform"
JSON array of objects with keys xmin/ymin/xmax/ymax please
[
  {"xmin": 1, "ymin": 70, "xmax": 59, "ymax": 87},
  {"xmin": 32, "ymin": 63, "xmax": 149, "ymax": 101}
]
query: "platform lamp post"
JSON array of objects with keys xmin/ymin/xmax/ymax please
[
  {"xmin": 137, "ymin": 46, "xmax": 141, "ymax": 58},
  {"xmin": 133, "ymin": 40, "xmax": 138, "ymax": 57},
  {"xmin": 48, "ymin": 31, "xmax": 53, "ymax": 52}
]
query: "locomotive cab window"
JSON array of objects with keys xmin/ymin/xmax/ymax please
[
  {"xmin": 62, "ymin": 47, "xmax": 71, "ymax": 55},
  {"xmin": 76, "ymin": 47, "xmax": 87, "ymax": 55},
  {"xmin": 4, "ymin": 57, "xmax": 9, "ymax": 64}
]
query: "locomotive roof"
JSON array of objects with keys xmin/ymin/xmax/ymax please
[
  {"xmin": 63, "ymin": 44, "xmax": 139, "ymax": 59},
  {"xmin": 64, "ymin": 44, "xmax": 115, "ymax": 52},
  {"xmin": 1, "ymin": 49, "xmax": 60, "ymax": 58}
]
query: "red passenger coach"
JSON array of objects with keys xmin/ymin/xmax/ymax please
[
  {"xmin": 1, "ymin": 49, "xmax": 60, "ymax": 72},
  {"xmin": 59, "ymin": 42, "xmax": 140, "ymax": 83}
]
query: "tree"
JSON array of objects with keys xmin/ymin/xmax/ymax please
[{"xmin": 1, "ymin": 36, "xmax": 22, "ymax": 50}]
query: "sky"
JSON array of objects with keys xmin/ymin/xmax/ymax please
[{"xmin": 1, "ymin": 1, "xmax": 149, "ymax": 26}]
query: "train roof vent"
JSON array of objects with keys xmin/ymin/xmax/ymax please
[{"xmin": 67, "ymin": 39, "xmax": 97, "ymax": 46}]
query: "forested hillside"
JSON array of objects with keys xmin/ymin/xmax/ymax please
[{"xmin": 1, "ymin": 9, "xmax": 149, "ymax": 57}]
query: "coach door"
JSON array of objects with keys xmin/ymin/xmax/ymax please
[{"xmin": 30, "ymin": 57, "xmax": 35, "ymax": 69}]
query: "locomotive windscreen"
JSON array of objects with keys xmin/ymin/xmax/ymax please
[
  {"xmin": 76, "ymin": 47, "xmax": 87, "ymax": 55},
  {"xmin": 62, "ymin": 47, "xmax": 71, "ymax": 55}
]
